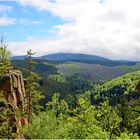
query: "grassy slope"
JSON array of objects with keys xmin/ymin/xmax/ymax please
[
  {"xmin": 115, "ymin": 63, "xmax": 140, "ymax": 72},
  {"xmin": 13, "ymin": 60, "xmax": 127, "ymax": 81},
  {"xmin": 57, "ymin": 62, "xmax": 126, "ymax": 81}
]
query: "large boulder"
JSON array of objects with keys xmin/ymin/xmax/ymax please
[{"xmin": 0, "ymin": 70, "xmax": 28, "ymax": 138}]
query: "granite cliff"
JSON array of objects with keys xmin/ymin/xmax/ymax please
[{"xmin": 0, "ymin": 70, "xmax": 28, "ymax": 138}]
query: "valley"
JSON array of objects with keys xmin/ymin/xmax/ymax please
[
  {"xmin": 1, "ymin": 52, "xmax": 140, "ymax": 139},
  {"xmin": 1, "ymin": 0, "xmax": 140, "ymax": 139}
]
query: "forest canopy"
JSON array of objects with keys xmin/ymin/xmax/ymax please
[{"xmin": 0, "ymin": 40, "xmax": 139, "ymax": 139}]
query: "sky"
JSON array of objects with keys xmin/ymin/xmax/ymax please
[{"xmin": 0, "ymin": 0, "xmax": 140, "ymax": 60}]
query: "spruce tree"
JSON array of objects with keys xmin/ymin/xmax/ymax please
[
  {"xmin": 0, "ymin": 36, "xmax": 12, "ymax": 76},
  {"xmin": 25, "ymin": 49, "xmax": 44, "ymax": 123},
  {"xmin": 0, "ymin": 36, "xmax": 15, "ymax": 139}
]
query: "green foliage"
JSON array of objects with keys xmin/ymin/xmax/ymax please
[
  {"xmin": 41, "ymin": 74, "xmax": 92, "ymax": 108},
  {"xmin": 116, "ymin": 131, "xmax": 139, "ymax": 139},
  {"xmin": 91, "ymin": 70, "xmax": 140, "ymax": 105},
  {"xmin": 47, "ymin": 93, "xmax": 69, "ymax": 115},
  {"xmin": 39, "ymin": 77, "xmax": 70, "ymax": 104},
  {"xmin": 22, "ymin": 73, "xmax": 140, "ymax": 139},
  {"xmin": 57, "ymin": 62, "xmax": 124, "ymax": 81},
  {"xmin": 0, "ymin": 37, "xmax": 12, "ymax": 76},
  {"xmin": 49, "ymin": 74, "xmax": 67, "ymax": 83},
  {"xmin": 0, "ymin": 37, "xmax": 15, "ymax": 139},
  {"xmin": 0, "ymin": 92, "xmax": 17, "ymax": 139},
  {"xmin": 12, "ymin": 59, "xmax": 58, "ymax": 77},
  {"xmin": 0, "ymin": 47, "xmax": 11, "ymax": 62},
  {"xmin": 49, "ymin": 74, "xmax": 92, "ymax": 93},
  {"xmin": 118, "ymin": 97, "xmax": 140, "ymax": 135},
  {"xmin": 25, "ymin": 49, "xmax": 44, "ymax": 123},
  {"xmin": 26, "ymin": 72, "xmax": 44, "ymax": 113},
  {"xmin": 22, "ymin": 69, "xmax": 140, "ymax": 139},
  {"xmin": 0, "ymin": 40, "xmax": 139, "ymax": 139},
  {"xmin": 115, "ymin": 63, "xmax": 140, "ymax": 72},
  {"xmin": 23, "ymin": 94, "xmax": 109, "ymax": 139},
  {"xmin": 96, "ymin": 101, "xmax": 121, "ymax": 138},
  {"xmin": 91, "ymin": 70, "xmax": 140, "ymax": 137},
  {"xmin": 66, "ymin": 74, "xmax": 92, "ymax": 93}
]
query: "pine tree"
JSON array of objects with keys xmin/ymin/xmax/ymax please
[
  {"xmin": 0, "ymin": 36, "xmax": 15, "ymax": 139},
  {"xmin": 0, "ymin": 36, "xmax": 12, "ymax": 76},
  {"xmin": 25, "ymin": 49, "xmax": 44, "ymax": 123}
]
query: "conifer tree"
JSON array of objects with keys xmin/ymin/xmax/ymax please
[
  {"xmin": 0, "ymin": 36, "xmax": 12, "ymax": 76},
  {"xmin": 0, "ymin": 92, "xmax": 17, "ymax": 139},
  {"xmin": 96, "ymin": 101, "xmax": 121, "ymax": 139},
  {"xmin": 0, "ymin": 36, "xmax": 15, "ymax": 139},
  {"xmin": 25, "ymin": 49, "xmax": 44, "ymax": 123}
]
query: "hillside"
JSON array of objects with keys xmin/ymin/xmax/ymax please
[
  {"xmin": 1, "ymin": 51, "xmax": 140, "ymax": 139},
  {"xmin": 90, "ymin": 70, "xmax": 140, "ymax": 136},
  {"xmin": 57, "ymin": 62, "xmax": 125, "ymax": 81},
  {"xmin": 12, "ymin": 60, "xmax": 58, "ymax": 77},
  {"xmin": 115, "ymin": 63, "xmax": 140, "ymax": 72},
  {"xmin": 38, "ymin": 53, "xmax": 110, "ymax": 61},
  {"xmin": 12, "ymin": 59, "xmax": 129, "ymax": 82},
  {"xmin": 92, "ymin": 70, "xmax": 140, "ymax": 105},
  {"xmin": 2, "ymin": 0, "xmax": 140, "ymax": 138},
  {"xmin": 12, "ymin": 53, "xmax": 138, "ymax": 66}
]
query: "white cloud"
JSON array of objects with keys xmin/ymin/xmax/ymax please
[
  {"xmin": 0, "ymin": 5, "xmax": 13, "ymax": 12},
  {"xmin": 18, "ymin": 18, "xmax": 43, "ymax": 25},
  {"xmin": 0, "ymin": 5, "xmax": 14, "ymax": 26},
  {"xmin": 12, "ymin": 0, "xmax": 140, "ymax": 60},
  {"xmin": 0, "ymin": 17, "xmax": 16, "ymax": 26}
]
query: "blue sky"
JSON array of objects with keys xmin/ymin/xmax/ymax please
[
  {"xmin": 0, "ymin": 0, "xmax": 140, "ymax": 60},
  {"xmin": 0, "ymin": 1, "xmax": 65, "ymax": 42}
]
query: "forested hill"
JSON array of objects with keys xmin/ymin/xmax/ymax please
[
  {"xmin": 90, "ymin": 70, "xmax": 140, "ymax": 137},
  {"xmin": 92, "ymin": 70, "xmax": 140, "ymax": 105},
  {"xmin": 1, "ymin": 47, "xmax": 140, "ymax": 139},
  {"xmin": 38, "ymin": 53, "xmax": 110, "ymax": 61},
  {"xmin": 12, "ymin": 53, "xmax": 138, "ymax": 66},
  {"xmin": 23, "ymin": 69, "xmax": 140, "ymax": 139}
]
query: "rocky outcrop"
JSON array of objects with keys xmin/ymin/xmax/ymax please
[{"xmin": 0, "ymin": 70, "xmax": 28, "ymax": 138}]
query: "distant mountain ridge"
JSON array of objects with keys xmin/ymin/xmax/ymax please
[
  {"xmin": 38, "ymin": 53, "xmax": 110, "ymax": 61},
  {"xmin": 12, "ymin": 53, "xmax": 138, "ymax": 66},
  {"xmin": 12, "ymin": 53, "xmax": 109, "ymax": 61},
  {"xmin": 12, "ymin": 55, "xmax": 26, "ymax": 60}
]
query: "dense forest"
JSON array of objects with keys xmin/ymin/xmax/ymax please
[{"xmin": 0, "ymin": 39, "xmax": 140, "ymax": 139}]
